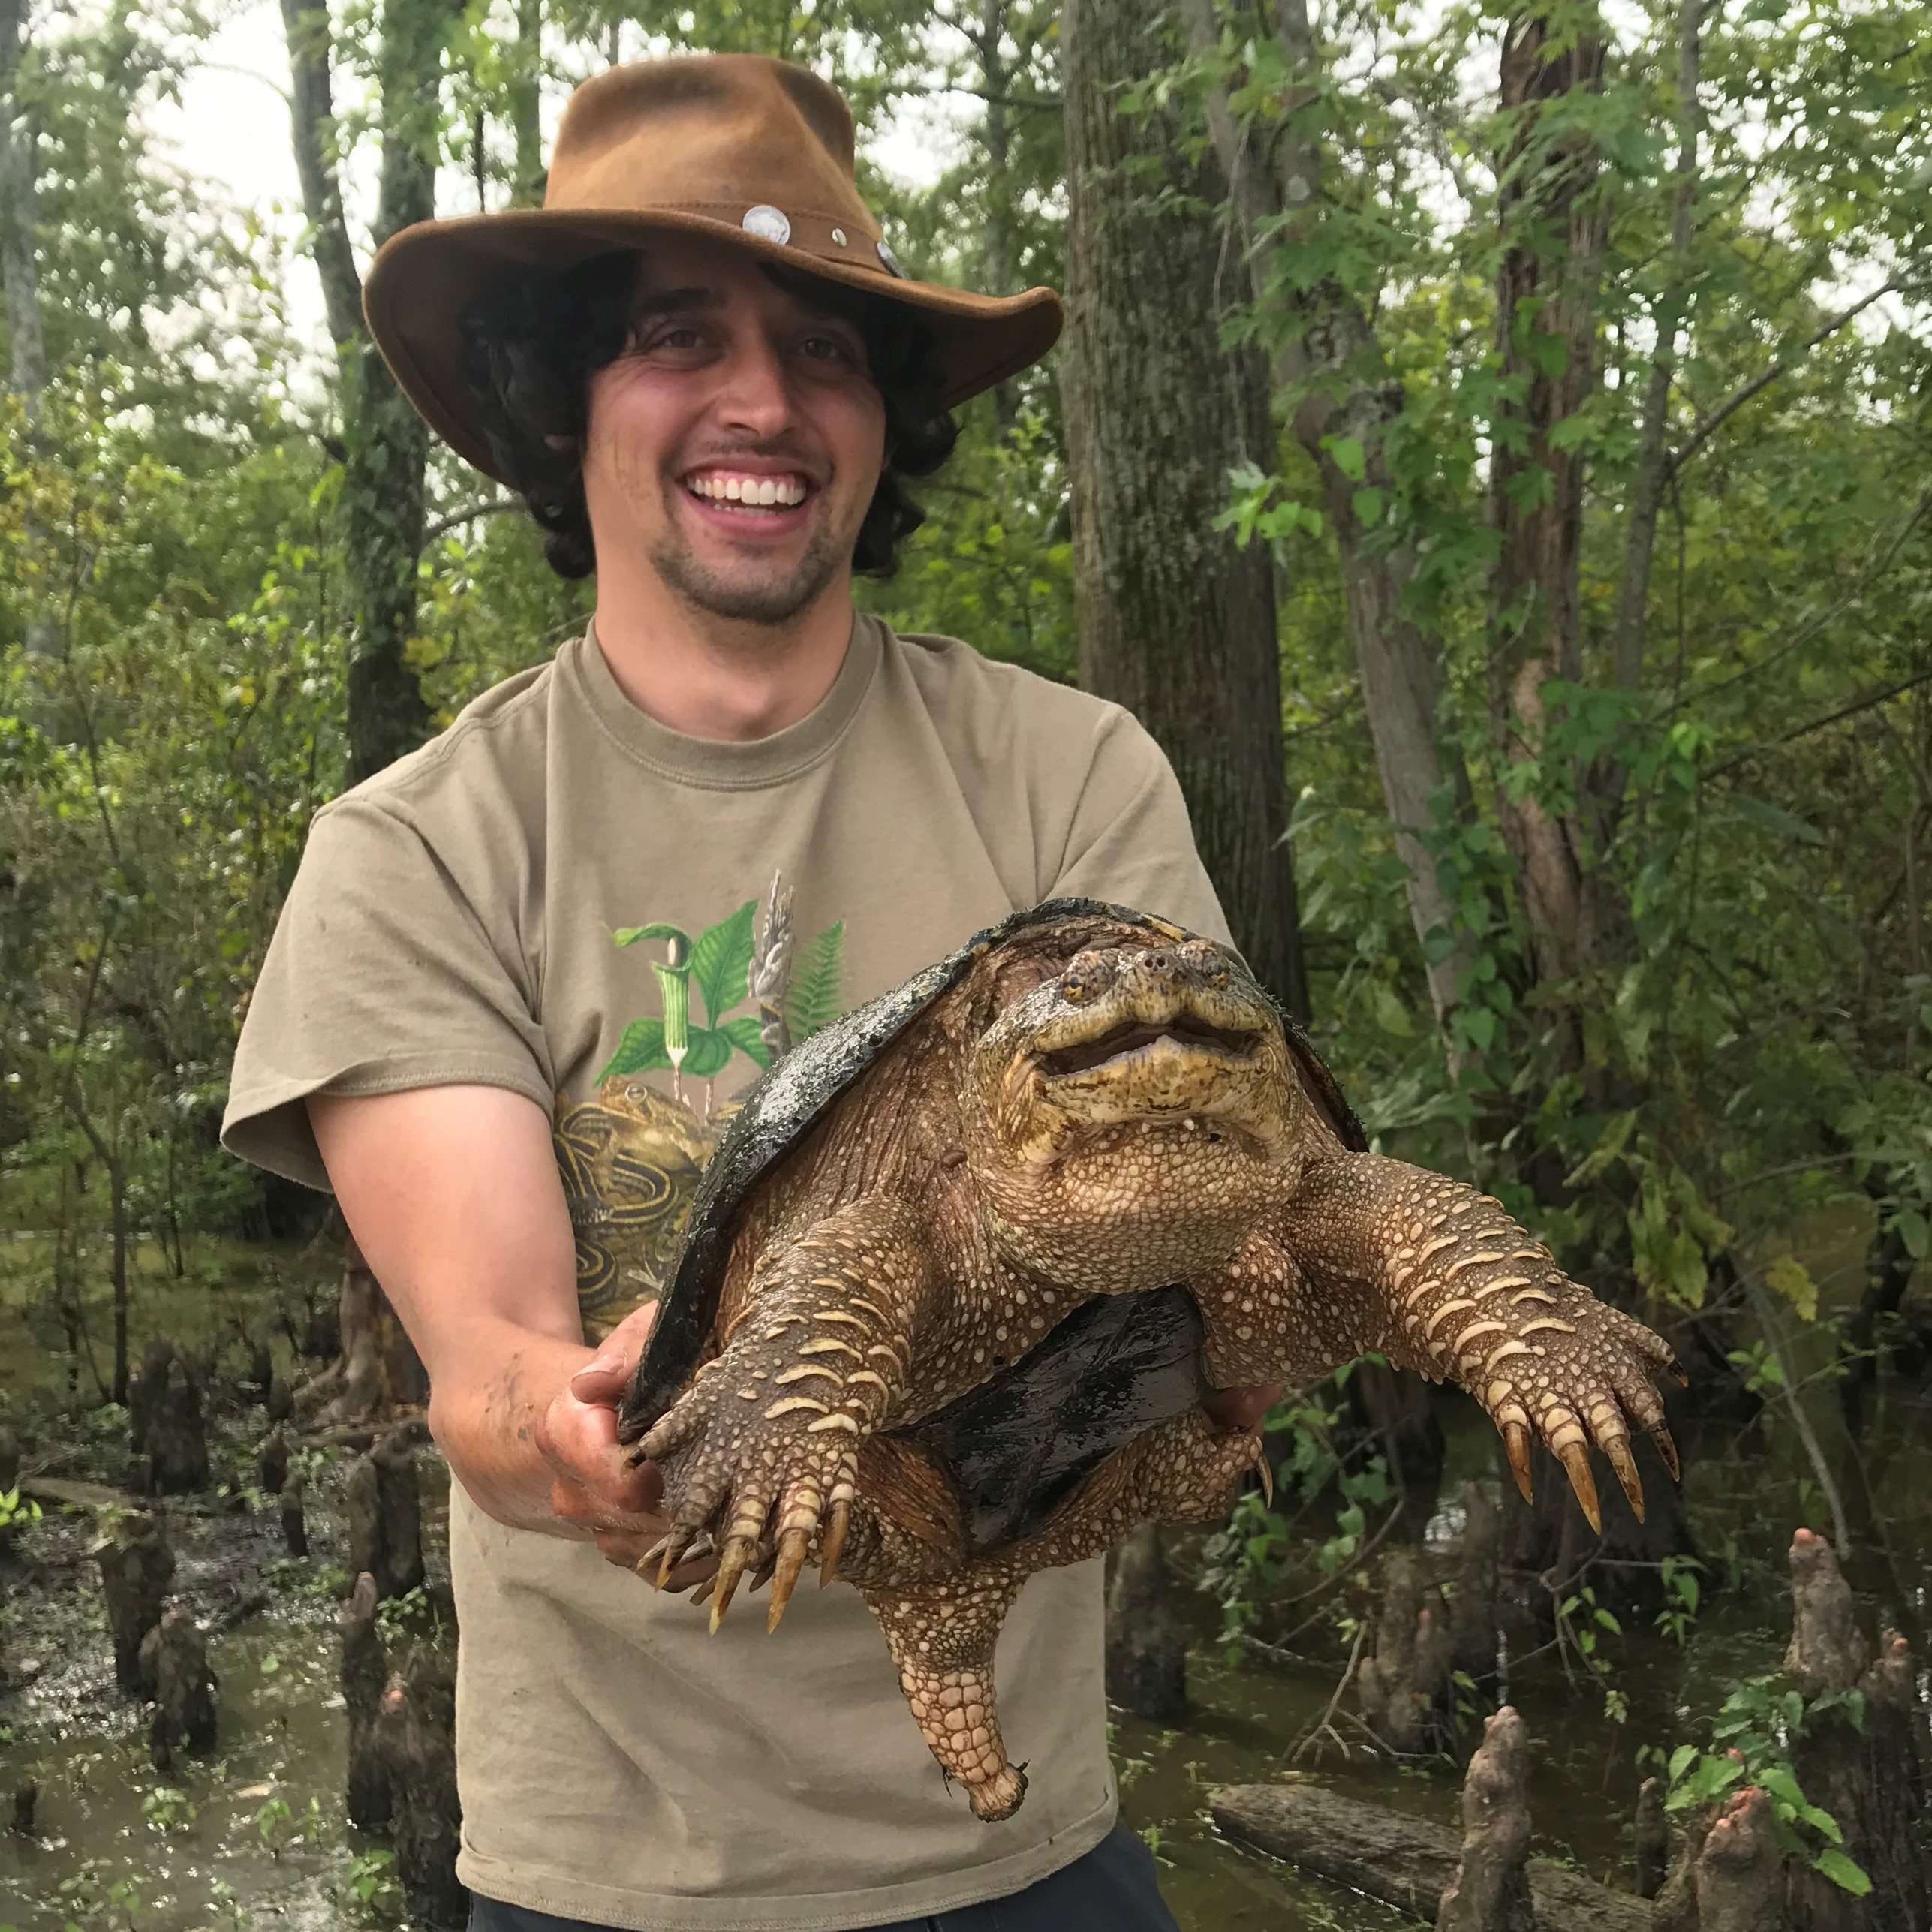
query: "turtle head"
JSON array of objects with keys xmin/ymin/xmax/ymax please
[{"xmin": 959, "ymin": 930, "xmax": 1302, "ymax": 1289}]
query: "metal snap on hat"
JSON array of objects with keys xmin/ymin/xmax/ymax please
[{"xmin": 362, "ymin": 53, "xmax": 1064, "ymax": 482}]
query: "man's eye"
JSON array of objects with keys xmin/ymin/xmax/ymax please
[
  {"xmin": 646, "ymin": 324, "xmax": 706, "ymax": 353},
  {"xmin": 801, "ymin": 334, "xmax": 859, "ymax": 366}
]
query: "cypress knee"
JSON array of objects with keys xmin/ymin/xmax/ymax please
[
  {"xmin": 95, "ymin": 1511, "xmax": 175, "ymax": 1694},
  {"xmin": 341, "ymin": 1569, "xmax": 391, "ymax": 1831},
  {"xmin": 374, "ymin": 1658, "xmax": 465, "ymax": 1927},
  {"xmin": 1436, "ymin": 1705, "xmax": 1535, "ymax": 1932}
]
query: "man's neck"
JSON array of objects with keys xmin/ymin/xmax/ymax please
[{"xmin": 591, "ymin": 571, "xmax": 857, "ymax": 743}]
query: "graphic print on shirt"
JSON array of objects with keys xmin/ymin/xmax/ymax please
[{"xmin": 552, "ymin": 870, "xmax": 846, "ymax": 1338}]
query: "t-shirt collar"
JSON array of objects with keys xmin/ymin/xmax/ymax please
[{"xmin": 566, "ymin": 609, "xmax": 881, "ymax": 790}]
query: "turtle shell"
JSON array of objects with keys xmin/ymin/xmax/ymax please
[{"xmin": 615, "ymin": 896, "xmax": 1368, "ymax": 1463}]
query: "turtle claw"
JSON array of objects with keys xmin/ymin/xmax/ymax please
[
  {"xmin": 1252, "ymin": 1443, "xmax": 1274, "ymax": 1509},
  {"xmin": 1651, "ymin": 1424, "xmax": 1681, "ymax": 1482},
  {"xmin": 767, "ymin": 1527, "xmax": 811, "ymax": 1632},
  {"xmin": 709, "ymin": 1535, "xmax": 757, "ymax": 1631},
  {"xmin": 1603, "ymin": 1436, "xmax": 1645, "ymax": 1523},
  {"xmin": 1555, "ymin": 1437, "xmax": 1602, "ymax": 1533},
  {"xmin": 1502, "ymin": 1420, "xmax": 1535, "ymax": 1504},
  {"xmin": 819, "ymin": 1497, "xmax": 850, "ymax": 1586},
  {"xmin": 653, "ymin": 1525, "xmax": 697, "ymax": 1589}
]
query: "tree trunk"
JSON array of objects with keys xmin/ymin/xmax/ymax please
[
  {"xmin": 508, "ymin": 0, "xmax": 543, "ymax": 205},
  {"xmin": 1210, "ymin": 1781, "xmax": 1651, "ymax": 1930},
  {"xmin": 1061, "ymin": 0, "xmax": 1310, "ymax": 1021},
  {"xmin": 0, "ymin": 0, "xmax": 47, "ymax": 405},
  {"xmin": 279, "ymin": 0, "xmax": 450, "ymax": 785},
  {"xmin": 1175, "ymin": 0, "xmax": 1478, "ymax": 1032},
  {"xmin": 1104, "ymin": 1524, "xmax": 1190, "ymax": 1722},
  {"xmin": 1486, "ymin": 14, "xmax": 1614, "ymax": 1007},
  {"xmin": 374, "ymin": 1659, "xmax": 466, "ymax": 1928},
  {"xmin": 971, "ymin": 0, "xmax": 1017, "ymax": 431}
]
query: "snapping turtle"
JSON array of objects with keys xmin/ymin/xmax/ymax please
[{"xmin": 614, "ymin": 901, "xmax": 1681, "ymax": 1820}]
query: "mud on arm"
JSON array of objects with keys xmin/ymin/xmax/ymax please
[{"xmin": 1259, "ymin": 1153, "xmax": 1683, "ymax": 1529}]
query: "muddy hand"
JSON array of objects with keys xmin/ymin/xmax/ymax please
[{"xmin": 539, "ymin": 1301, "xmax": 717, "ymax": 1590}]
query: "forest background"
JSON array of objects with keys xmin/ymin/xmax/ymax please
[
  {"xmin": 3, "ymin": 0, "xmax": 1926, "ymax": 1416},
  {"xmin": 0, "ymin": 0, "xmax": 1929, "ymax": 1901}
]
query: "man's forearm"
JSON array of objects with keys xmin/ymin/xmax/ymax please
[{"xmin": 427, "ymin": 1317, "xmax": 602, "ymax": 1536}]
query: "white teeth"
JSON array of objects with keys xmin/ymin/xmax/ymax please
[{"xmin": 685, "ymin": 474, "xmax": 809, "ymax": 509}]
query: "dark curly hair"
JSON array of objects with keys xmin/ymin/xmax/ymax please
[{"xmin": 459, "ymin": 250, "xmax": 958, "ymax": 581}]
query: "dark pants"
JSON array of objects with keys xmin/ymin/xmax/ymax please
[{"xmin": 467, "ymin": 1822, "xmax": 1181, "ymax": 1932}]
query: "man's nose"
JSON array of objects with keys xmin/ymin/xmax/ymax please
[{"xmin": 714, "ymin": 330, "xmax": 795, "ymax": 439}]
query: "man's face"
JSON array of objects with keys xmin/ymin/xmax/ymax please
[{"xmin": 582, "ymin": 234, "xmax": 889, "ymax": 627}]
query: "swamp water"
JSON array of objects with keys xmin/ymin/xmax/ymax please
[{"xmin": 3, "ymin": 1229, "xmax": 1927, "ymax": 1930}]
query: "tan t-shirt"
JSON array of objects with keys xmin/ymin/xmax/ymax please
[{"xmin": 222, "ymin": 615, "xmax": 1228, "ymax": 1931}]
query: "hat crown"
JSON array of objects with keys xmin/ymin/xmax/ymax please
[{"xmin": 545, "ymin": 54, "xmax": 876, "ymax": 240}]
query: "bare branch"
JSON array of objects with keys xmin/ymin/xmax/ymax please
[
  {"xmin": 1707, "ymin": 664, "xmax": 1932, "ymax": 778},
  {"xmin": 1666, "ymin": 274, "xmax": 1923, "ymax": 481},
  {"xmin": 422, "ymin": 498, "xmax": 521, "ymax": 542}
]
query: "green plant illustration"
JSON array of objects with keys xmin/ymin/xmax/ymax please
[{"xmin": 600, "ymin": 900, "xmax": 845, "ymax": 1088}]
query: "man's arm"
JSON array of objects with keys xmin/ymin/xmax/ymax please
[{"xmin": 308, "ymin": 1085, "xmax": 700, "ymax": 1578}]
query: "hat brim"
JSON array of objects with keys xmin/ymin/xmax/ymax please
[{"xmin": 363, "ymin": 208, "xmax": 1065, "ymax": 484}]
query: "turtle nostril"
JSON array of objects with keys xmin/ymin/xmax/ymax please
[{"xmin": 1060, "ymin": 949, "xmax": 1117, "ymax": 1006}]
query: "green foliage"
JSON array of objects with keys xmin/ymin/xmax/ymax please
[{"xmin": 1666, "ymin": 1675, "xmax": 1871, "ymax": 1893}]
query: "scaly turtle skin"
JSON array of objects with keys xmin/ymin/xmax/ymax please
[{"xmin": 613, "ymin": 901, "xmax": 1681, "ymax": 1821}]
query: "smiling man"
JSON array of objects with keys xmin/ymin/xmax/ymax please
[{"xmin": 222, "ymin": 53, "xmax": 1249, "ymax": 1932}]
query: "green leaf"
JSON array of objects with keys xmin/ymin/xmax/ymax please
[
  {"xmin": 1729, "ymin": 796, "xmax": 1825, "ymax": 845},
  {"xmin": 1757, "ymin": 1763, "xmax": 1807, "ymax": 1813},
  {"xmin": 719, "ymin": 1013, "xmax": 772, "ymax": 1069},
  {"xmin": 1894, "ymin": 1209, "xmax": 1929, "ymax": 1261},
  {"xmin": 785, "ymin": 921, "xmax": 846, "ymax": 1040},
  {"xmin": 688, "ymin": 899, "xmax": 757, "ymax": 1028},
  {"xmin": 1815, "ymin": 1850, "xmax": 1871, "ymax": 1896},
  {"xmin": 1667, "ymin": 1744, "xmax": 1698, "ymax": 1784},
  {"xmin": 598, "ymin": 1018, "xmax": 670, "ymax": 1082},
  {"xmin": 1327, "ymin": 435, "xmax": 1366, "ymax": 481},
  {"xmin": 612, "ymin": 921, "xmax": 691, "ymax": 949},
  {"xmin": 680, "ymin": 1028, "xmax": 734, "ymax": 1079},
  {"xmin": 1351, "ymin": 486, "xmax": 1384, "ymax": 526}
]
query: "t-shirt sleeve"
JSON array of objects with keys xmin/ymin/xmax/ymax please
[
  {"xmin": 221, "ymin": 796, "xmax": 553, "ymax": 1193},
  {"xmin": 1048, "ymin": 706, "xmax": 1233, "ymax": 946}
]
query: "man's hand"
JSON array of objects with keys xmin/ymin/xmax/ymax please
[{"xmin": 537, "ymin": 1299, "xmax": 718, "ymax": 1589}]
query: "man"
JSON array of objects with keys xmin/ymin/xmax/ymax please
[{"xmin": 224, "ymin": 53, "xmax": 1255, "ymax": 1932}]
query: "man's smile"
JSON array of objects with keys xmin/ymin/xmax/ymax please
[{"xmin": 681, "ymin": 466, "xmax": 816, "ymax": 521}]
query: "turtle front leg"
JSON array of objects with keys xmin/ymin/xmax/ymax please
[
  {"xmin": 1206, "ymin": 1154, "xmax": 1684, "ymax": 1530},
  {"xmin": 638, "ymin": 1194, "xmax": 937, "ymax": 1630}
]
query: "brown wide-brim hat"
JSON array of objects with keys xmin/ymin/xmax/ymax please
[{"xmin": 363, "ymin": 53, "xmax": 1064, "ymax": 482}]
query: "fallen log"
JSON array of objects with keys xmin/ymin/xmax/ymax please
[{"xmin": 1209, "ymin": 1782, "xmax": 1652, "ymax": 1932}]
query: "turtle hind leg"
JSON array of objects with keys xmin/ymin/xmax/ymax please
[{"xmin": 861, "ymin": 1571, "xmax": 1029, "ymax": 1822}]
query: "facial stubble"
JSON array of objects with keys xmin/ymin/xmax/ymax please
[{"xmin": 650, "ymin": 477, "xmax": 856, "ymax": 628}]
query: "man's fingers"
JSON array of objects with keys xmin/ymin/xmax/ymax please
[{"xmin": 569, "ymin": 1298, "xmax": 661, "ymax": 1404}]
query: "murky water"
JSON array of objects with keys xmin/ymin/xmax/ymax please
[{"xmin": 4, "ymin": 1214, "xmax": 1926, "ymax": 1931}]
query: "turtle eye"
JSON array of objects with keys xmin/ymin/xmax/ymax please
[
  {"xmin": 1058, "ymin": 949, "xmax": 1116, "ymax": 1006},
  {"xmin": 1180, "ymin": 939, "xmax": 1231, "ymax": 986}
]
